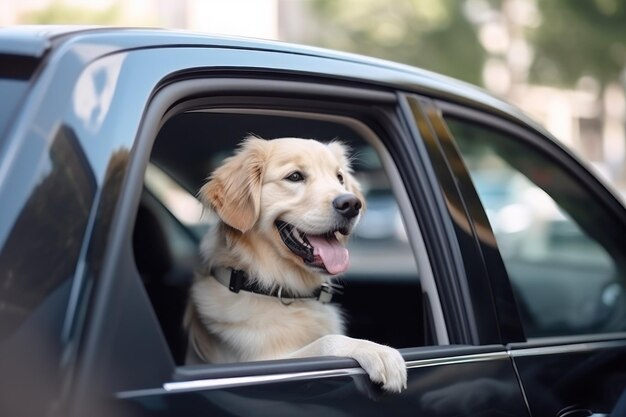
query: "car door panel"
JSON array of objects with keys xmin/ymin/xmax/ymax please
[
  {"xmin": 115, "ymin": 347, "xmax": 529, "ymax": 417},
  {"xmin": 510, "ymin": 340, "xmax": 626, "ymax": 416}
]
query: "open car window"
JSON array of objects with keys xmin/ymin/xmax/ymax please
[{"xmin": 133, "ymin": 109, "xmax": 431, "ymax": 366}]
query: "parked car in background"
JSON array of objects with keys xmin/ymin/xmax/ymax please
[{"xmin": 1, "ymin": 26, "xmax": 626, "ymax": 417}]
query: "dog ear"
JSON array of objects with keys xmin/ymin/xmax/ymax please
[
  {"xmin": 199, "ymin": 137, "xmax": 268, "ymax": 233},
  {"xmin": 328, "ymin": 141, "xmax": 366, "ymax": 208}
]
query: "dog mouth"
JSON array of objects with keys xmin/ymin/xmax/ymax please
[{"xmin": 275, "ymin": 220, "xmax": 350, "ymax": 275}]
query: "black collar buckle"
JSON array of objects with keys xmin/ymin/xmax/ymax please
[{"xmin": 229, "ymin": 269, "xmax": 247, "ymax": 293}]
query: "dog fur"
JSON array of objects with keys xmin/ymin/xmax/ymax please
[{"xmin": 186, "ymin": 136, "xmax": 407, "ymax": 392}]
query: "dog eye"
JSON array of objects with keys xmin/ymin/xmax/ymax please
[
  {"xmin": 337, "ymin": 173, "xmax": 344, "ymax": 184},
  {"xmin": 285, "ymin": 171, "xmax": 305, "ymax": 182}
]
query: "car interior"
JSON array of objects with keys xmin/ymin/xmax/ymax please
[{"xmin": 132, "ymin": 111, "xmax": 429, "ymax": 365}]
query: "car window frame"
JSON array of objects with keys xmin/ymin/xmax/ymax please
[
  {"xmin": 62, "ymin": 43, "xmax": 516, "ymax": 410},
  {"xmin": 99, "ymin": 75, "xmax": 469, "ymax": 391},
  {"xmin": 120, "ymin": 86, "xmax": 526, "ymax": 414},
  {"xmin": 402, "ymin": 94, "xmax": 524, "ymax": 345},
  {"xmin": 434, "ymin": 99, "xmax": 626, "ymax": 343}
]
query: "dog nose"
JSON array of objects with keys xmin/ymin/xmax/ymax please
[{"xmin": 333, "ymin": 194, "xmax": 362, "ymax": 219}]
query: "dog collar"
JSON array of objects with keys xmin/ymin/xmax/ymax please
[{"xmin": 210, "ymin": 266, "xmax": 343, "ymax": 305}]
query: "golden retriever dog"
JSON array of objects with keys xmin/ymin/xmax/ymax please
[{"xmin": 186, "ymin": 136, "xmax": 407, "ymax": 393}]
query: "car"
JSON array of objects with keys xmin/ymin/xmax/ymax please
[{"xmin": 1, "ymin": 26, "xmax": 626, "ymax": 417}]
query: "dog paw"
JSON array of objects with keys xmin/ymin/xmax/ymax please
[
  {"xmin": 307, "ymin": 335, "xmax": 407, "ymax": 393},
  {"xmin": 350, "ymin": 340, "xmax": 407, "ymax": 393}
]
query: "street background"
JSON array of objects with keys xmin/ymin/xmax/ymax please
[{"xmin": 3, "ymin": 0, "xmax": 626, "ymax": 195}]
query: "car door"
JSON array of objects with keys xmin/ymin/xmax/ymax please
[
  {"xmin": 18, "ymin": 34, "xmax": 531, "ymax": 417},
  {"xmin": 430, "ymin": 99, "xmax": 626, "ymax": 417},
  {"xmin": 95, "ymin": 77, "xmax": 528, "ymax": 417}
]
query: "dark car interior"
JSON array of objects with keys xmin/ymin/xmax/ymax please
[{"xmin": 132, "ymin": 111, "xmax": 428, "ymax": 365}]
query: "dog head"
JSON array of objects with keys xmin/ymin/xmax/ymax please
[{"xmin": 200, "ymin": 136, "xmax": 364, "ymax": 276}]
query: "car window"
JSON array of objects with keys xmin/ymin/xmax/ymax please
[
  {"xmin": 445, "ymin": 117, "xmax": 626, "ymax": 338},
  {"xmin": 133, "ymin": 110, "xmax": 426, "ymax": 365}
]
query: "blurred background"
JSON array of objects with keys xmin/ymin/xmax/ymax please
[{"xmin": 2, "ymin": 0, "xmax": 626, "ymax": 194}]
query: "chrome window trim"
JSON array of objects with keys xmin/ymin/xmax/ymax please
[
  {"xmin": 404, "ymin": 351, "xmax": 508, "ymax": 368},
  {"xmin": 162, "ymin": 368, "xmax": 366, "ymax": 393},
  {"xmin": 151, "ymin": 352, "xmax": 508, "ymax": 395},
  {"xmin": 508, "ymin": 339, "xmax": 626, "ymax": 358}
]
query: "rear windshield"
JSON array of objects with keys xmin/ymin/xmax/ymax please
[{"xmin": 0, "ymin": 54, "xmax": 40, "ymax": 145}]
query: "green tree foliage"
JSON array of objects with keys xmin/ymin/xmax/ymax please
[
  {"xmin": 529, "ymin": 0, "xmax": 626, "ymax": 88},
  {"xmin": 307, "ymin": 0, "xmax": 486, "ymax": 86},
  {"xmin": 21, "ymin": 1, "xmax": 121, "ymax": 25}
]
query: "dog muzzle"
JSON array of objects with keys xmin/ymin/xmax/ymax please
[{"xmin": 275, "ymin": 220, "xmax": 350, "ymax": 275}]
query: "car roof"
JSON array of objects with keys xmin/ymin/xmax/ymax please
[
  {"xmin": 0, "ymin": 25, "xmax": 453, "ymax": 81},
  {"xmin": 0, "ymin": 25, "xmax": 96, "ymax": 56},
  {"xmin": 0, "ymin": 26, "xmax": 551, "ymax": 138},
  {"xmin": 0, "ymin": 26, "xmax": 477, "ymax": 90}
]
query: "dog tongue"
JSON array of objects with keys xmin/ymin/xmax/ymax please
[{"xmin": 306, "ymin": 234, "xmax": 349, "ymax": 275}]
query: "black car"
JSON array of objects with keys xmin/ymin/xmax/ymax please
[{"xmin": 1, "ymin": 26, "xmax": 626, "ymax": 417}]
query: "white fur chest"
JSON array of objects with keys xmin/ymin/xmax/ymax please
[{"xmin": 191, "ymin": 277, "xmax": 345, "ymax": 362}]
